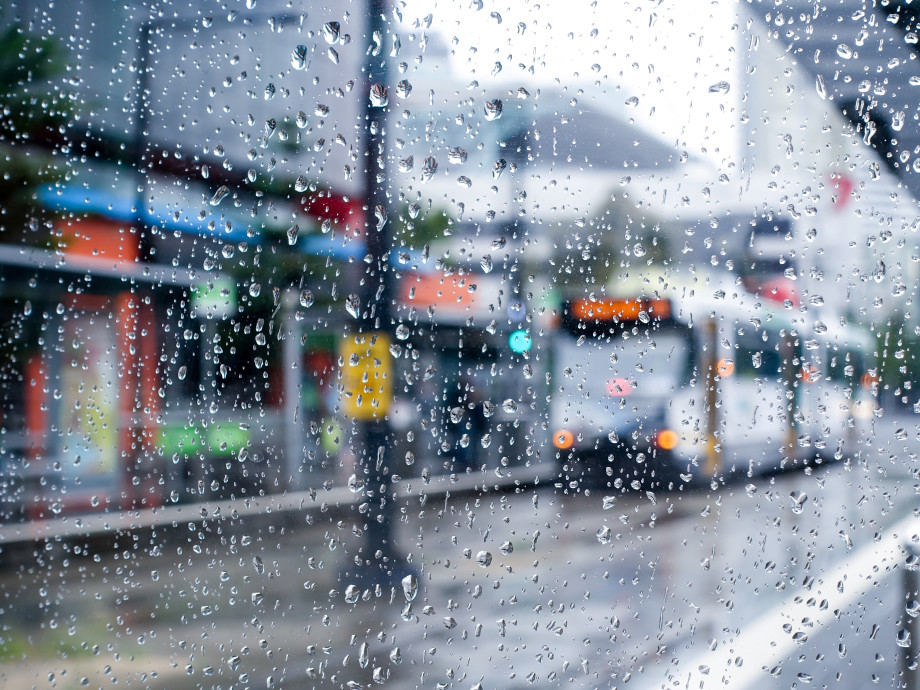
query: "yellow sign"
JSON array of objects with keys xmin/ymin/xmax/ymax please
[{"xmin": 340, "ymin": 332, "xmax": 393, "ymax": 421}]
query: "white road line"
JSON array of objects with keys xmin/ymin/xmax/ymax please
[{"xmin": 642, "ymin": 511, "xmax": 920, "ymax": 689}]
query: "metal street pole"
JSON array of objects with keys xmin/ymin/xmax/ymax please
[{"xmin": 342, "ymin": 0, "xmax": 412, "ymax": 585}]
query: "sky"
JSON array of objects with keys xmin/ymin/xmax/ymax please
[{"xmin": 397, "ymin": 0, "xmax": 743, "ymax": 168}]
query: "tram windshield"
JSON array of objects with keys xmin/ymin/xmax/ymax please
[{"xmin": 556, "ymin": 328, "xmax": 690, "ymax": 400}]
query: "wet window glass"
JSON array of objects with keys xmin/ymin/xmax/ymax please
[{"xmin": 1, "ymin": 1, "xmax": 920, "ymax": 688}]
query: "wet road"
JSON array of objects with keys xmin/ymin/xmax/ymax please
[{"xmin": 1, "ymin": 411, "xmax": 919, "ymax": 689}]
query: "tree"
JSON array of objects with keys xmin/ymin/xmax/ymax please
[{"xmin": 0, "ymin": 19, "xmax": 73, "ymax": 245}]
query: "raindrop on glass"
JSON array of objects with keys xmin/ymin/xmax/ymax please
[
  {"xmin": 323, "ymin": 21, "xmax": 340, "ymax": 44},
  {"xmin": 484, "ymin": 99, "xmax": 503, "ymax": 120},
  {"xmin": 291, "ymin": 45, "xmax": 307, "ymax": 70},
  {"xmin": 345, "ymin": 294, "xmax": 361, "ymax": 318},
  {"xmin": 396, "ymin": 79, "xmax": 412, "ymax": 98},
  {"xmin": 369, "ymin": 84, "xmax": 389, "ymax": 107},
  {"xmin": 209, "ymin": 186, "xmax": 230, "ymax": 206},
  {"xmin": 420, "ymin": 157, "xmax": 438, "ymax": 182},
  {"xmin": 448, "ymin": 147, "xmax": 468, "ymax": 164},
  {"xmin": 402, "ymin": 574, "xmax": 419, "ymax": 601}
]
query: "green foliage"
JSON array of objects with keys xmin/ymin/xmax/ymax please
[
  {"xmin": 550, "ymin": 198, "xmax": 672, "ymax": 290},
  {"xmin": 876, "ymin": 316, "xmax": 920, "ymax": 404},
  {"xmin": 392, "ymin": 204, "xmax": 452, "ymax": 249},
  {"xmin": 0, "ymin": 20, "xmax": 74, "ymax": 243}
]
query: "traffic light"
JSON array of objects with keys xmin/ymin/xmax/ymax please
[{"xmin": 508, "ymin": 329, "xmax": 532, "ymax": 354}]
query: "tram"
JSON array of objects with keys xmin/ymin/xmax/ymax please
[{"xmin": 549, "ymin": 273, "xmax": 877, "ymax": 491}]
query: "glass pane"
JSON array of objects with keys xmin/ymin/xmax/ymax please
[{"xmin": 0, "ymin": 1, "xmax": 917, "ymax": 688}]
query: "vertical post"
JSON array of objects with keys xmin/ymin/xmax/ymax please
[
  {"xmin": 703, "ymin": 316, "xmax": 722, "ymax": 477},
  {"xmin": 134, "ymin": 22, "xmax": 153, "ymax": 263},
  {"xmin": 782, "ymin": 332, "xmax": 799, "ymax": 464},
  {"xmin": 903, "ymin": 545, "xmax": 920, "ymax": 689},
  {"xmin": 344, "ymin": 0, "xmax": 410, "ymax": 584},
  {"xmin": 282, "ymin": 290, "xmax": 303, "ymax": 490}
]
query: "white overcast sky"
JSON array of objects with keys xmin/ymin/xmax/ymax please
[{"xmin": 398, "ymin": 0, "xmax": 742, "ymax": 167}]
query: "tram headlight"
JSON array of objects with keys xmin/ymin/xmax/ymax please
[
  {"xmin": 654, "ymin": 429, "xmax": 679, "ymax": 451},
  {"xmin": 553, "ymin": 430, "xmax": 574, "ymax": 450}
]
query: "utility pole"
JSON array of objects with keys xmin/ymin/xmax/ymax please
[{"xmin": 339, "ymin": 0, "xmax": 412, "ymax": 585}]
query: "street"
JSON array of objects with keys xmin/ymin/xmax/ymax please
[{"xmin": 0, "ymin": 411, "xmax": 917, "ymax": 689}]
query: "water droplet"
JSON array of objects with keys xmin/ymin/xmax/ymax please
[
  {"xmin": 347, "ymin": 473, "xmax": 365, "ymax": 492},
  {"xmin": 500, "ymin": 541, "xmax": 513, "ymax": 555},
  {"xmin": 327, "ymin": 47, "xmax": 339, "ymax": 64},
  {"xmin": 249, "ymin": 282, "xmax": 261, "ymax": 298},
  {"xmin": 396, "ymin": 80, "xmax": 412, "ymax": 98},
  {"xmin": 344, "ymin": 584, "xmax": 360, "ymax": 604},
  {"xmin": 602, "ymin": 496, "xmax": 615, "ymax": 510},
  {"xmin": 299, "ymin": 290, "xmax": 314, "ymax": 308},
  {"xmin": 345, "ymin": 294, "xmax": 361, "ymax": 318},
  {"xmin": 373, "ymin": 205, "xmax": 387, "ymax": 231},
  {"xmin": 837, "ymin": 43, "xmax": 853, "ymax": 59},
  {"xmin": 323, "ymin": 21, "xmax": 340, "ymax": 44},
  {"xmin": 475, "ymin": 551, "xmax": 493, "ymax": 567},
  {"xmin": 286, "ymin": 224, "xmax": 299, "ymax": 246},
  {"xmin": 421, "ymin": 157, "xmax": 438, "ymax": 182},
  {"xmin": 253, "ymin": 556, "xmax": 264, "ymax": 574},
  {"xmin": 448, "ymin": 147, "xmax": 468, "ymax": 164},
  {"xmin": 264, "ymin": 83, "xmax": 275, "ymax": 100},
  {"xmin": 398, "ymin": 156, "xmax": 414, "ymax": 172},
  {"xmin": 402, "ymin": 574, "xmax": 419, "ymax": 601},
  {"xmin": 395, "ymin": 324, "xmax": 410, "ymax": 340},
  {"xmin": 815, "ymin": 75, "xmax": 827, "ymax": 100},
  {"xmin": 369, "ymin": 84, "xmax": 389, "ymax": 107},
  {"xmin": 321, "ymin": 218, "xmax": 332, "ymax": 233},
  {"xmin": 484, "ymin": 99, "xmax": 503, "ymax": 120},
  {"xmin": 790, "ymin": 491, "xmax": 808, "ymax": 514},
  {"xmin": 502, "ymin": 399, "xmax": 518, "ymax": 413},
  {"xmin": 457, "ymin": 175, "xmax": 472, "ymax": 188},
  {"xmin": 291, "ymin": 45, "xmax": 307, "ymax": 70},
  {"xmin": 358, "ymin": 641, "xmax": 370, "ymax": 668},
  {"xmin": 708, "ymin": 81, "xmax": 730, "ymax": 94},
  {"xmin": 596, "ymin": 526, "xmax": 612, "ymax": 544},
  {"xmin": 480, "ymin": 255, "xmax": 493, "ymax": 273},
  {"xmin": 209, "ymin": 186, "xmax": 230, "ymax": 206},
  {"xmin": 390, "ymin": 647, "xmax": 402, "ymax": 664},
  {"xmin": 294, "ymin": 176, "xmax": 309, "ymax": 193},
  {"xmin": 492, "ymin": 159, "xmax": 507, "ymax": 179},
  {"xmin": 178, "ymin": 365, "xmax": 187, "ymax": 380}
]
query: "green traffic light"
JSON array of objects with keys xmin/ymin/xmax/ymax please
[{"xmin": 508, "ymin": 329, "xmax": 532, "ymax": 353}]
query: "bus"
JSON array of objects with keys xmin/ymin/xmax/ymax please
[{"xmin": 549, "ymin": 273, "xmax": 877, "ymax": 492}]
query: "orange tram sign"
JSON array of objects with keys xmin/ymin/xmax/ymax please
[{"xmin": 570, "ymin": 297, "xmax": 671, "ymax": 322}]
